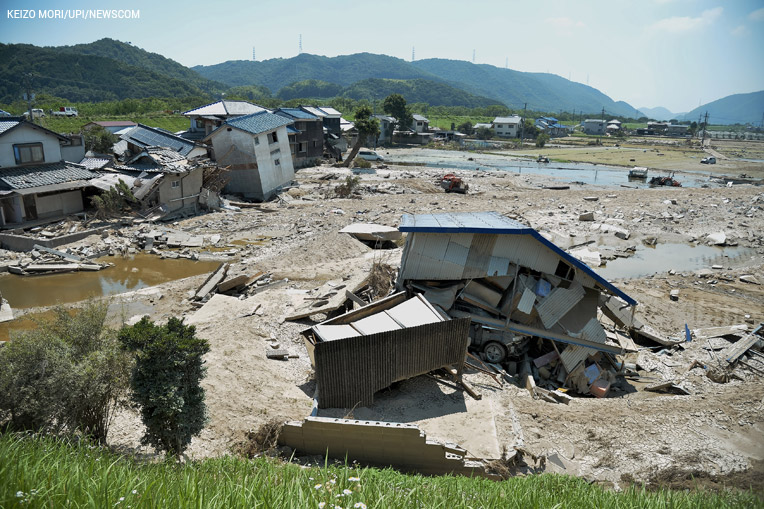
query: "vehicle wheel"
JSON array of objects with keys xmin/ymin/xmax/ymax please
[{"xmin": 482, "ymin": 341, "xmax": 507, "ymax": 364}]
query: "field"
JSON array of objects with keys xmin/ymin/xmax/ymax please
[{"xmin": 0, "ymin": 433, "xmax": 758, "ymax": 508}]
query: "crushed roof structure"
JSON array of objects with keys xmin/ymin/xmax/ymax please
[
  {"xmin": 206, "ymin": 111, "xmax": 293, "ymax": 138},
  {"xmin": 120, "ymin": 124, "xmax": 199, "ymax": 156},
  {"xmin": 0, "ymin": 161, "xmax": 98, "ymax": 191},
  {"xmin": 78, "ymin": 157, "xmax": 112, "ymax": 170},
  {"xmin": 398, "ymin": 211, "xmax": 635, "ymax": 305},
  {"xmin": 183, "ymin": 100, "xmax": 268, "ymax": 117}
]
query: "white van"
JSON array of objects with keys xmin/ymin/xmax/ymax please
[{"xmin": 358, "ymin": 150, "xmax": 384, "ymax": 161}]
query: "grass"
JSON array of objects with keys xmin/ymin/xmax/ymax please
[{"xmin": 0, "ymin": 433, "xmax": 759, "ymax": 508}]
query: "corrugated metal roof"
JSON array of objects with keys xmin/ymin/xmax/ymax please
[
  {"xmin": 398, "ymin": 212, "xmax": 636, "ymax": 305},
  {"xmin": 0, "ymin": 162, "xmax": 98, "ymax": 190},
  {"xmin": 301, "ymin": 106, "xmax": 326, "ymax": 118},
  {"xmin": 492, "ymin": 116, "xmax": 522, "ymax": 124},
  {"xmin": 317, "ymin": 106, "xmax": 341, "ymax": 118},
  {"xmin": 121, "ymin": 125, "xmax": 197, "ymax": 156},
  {"xmin": 286, "ymin": 126, "xmax": 301, "ymax": 134}
]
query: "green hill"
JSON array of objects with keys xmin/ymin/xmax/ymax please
[
  {"xmin": 342, "ymin": 78, "xmax": 502, "ymax": 107},
  {"xmin": 682, "ymin": 90, "xmax": 764, "ymax": 125},
  {"xmin": 193, "ymin": 52, "xmax": 439, "ymax": 91},
  {"xmin": 0, "ymin": 40, "xmax": 221, "ymax": 103},
  {"xmin": 277, "ymin": 79, "xmax": 344, "ymax": 100},
  {"xmin": 62, "ymin": 38, "xmax": 226, "ymax": 95}
]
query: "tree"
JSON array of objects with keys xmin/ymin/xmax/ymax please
[
  {"xmin": 83, "ymin": 126, "xmax": 118, "ymax": 154},
  {"xmin": 90, "ymin": 179, "xmax": 136, "ymax": 219},
  {"xmin": 119, "ymin": 317, "xmax": 210, "ymax": 458},
  {"xmin": 343, "ymin": 106, "xmax": 380, "ymax": 168},
  {"xmin": 535, "ymin": 132, "xmax": 550, "ymax": 148},
  {"xmin": 382, "ymin": 93, "xmax": 414, "ymax": 134},
  {"xmin": 457, "ymin": 121, "xmax": 473, "ymax": 135},
  {"xmin": 476, "ymin": 127, "xmax": 493, "ymax": 140},
  {"xmin": 0, "ymin": 300, "xmax": 130, "ymax": 442}
]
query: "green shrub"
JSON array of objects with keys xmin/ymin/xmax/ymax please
[{"xmin": 119, "ymin": 317, "xmax": 210, "ymax": 458}]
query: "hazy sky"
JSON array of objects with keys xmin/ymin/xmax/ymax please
[{"xmin": 2, "ymin": 0, "xmax": 763, "ymax": 114}]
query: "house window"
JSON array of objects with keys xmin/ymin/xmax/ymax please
[
  {"xmin": 254, "ymin": 136, "xmax": 260, "ymax": 145},
  {"xmin": 312, "ymin": 141, "xmax": 318, "ymax": 148},
  {"xmin": 269, "ymin": 131, "xmax": 278, "ymax": 144},
  {"xmin": 171, "ymin": 180, "xmax": 180, "ymax": 188},
  {"xmin": 274, "ymin": 158, "xmax": 280, "ymax": 166},
  {"xmin": 298, "ymin": 142, "xmax": 306, "ymax": 153},
  {"xmin": 13, "ymin": 143, "xmax": 44, "ymax": 165}
]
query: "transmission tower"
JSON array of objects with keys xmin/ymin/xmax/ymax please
[
  {"xmin": 252, "ymin": 46, "xmax": 256, "ymax": 61},
  {"xmin": 505, "ymin": 57, "xmax": 508, "ymax": 69},
  {"xmin": 299, "ymin": 34, "xmax": 302, "ymax": 54},
  {"xmin": 412, "ymin": 46, "xmax": 415, "ymax": 62},
  {"xmin": 472, "ymin": 49, "xmax": 475, "ymax": 63}
]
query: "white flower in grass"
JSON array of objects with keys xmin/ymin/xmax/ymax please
[
  {"xmin": 328, "ymin": 479, "xmax": 336, "ymax": 485},
  {"xmin": 354, "ymin": 503, "xmax": 367, "ymax": 509},
  {"xmin": 348, "ymin": 477, "xmax": 360, "ymax": 482},
  {"xmin": 318, "ymin": 503, "xmax": 326, "ymax": 509},
  {"xmin": 16, "ymin": 491, "xmax": 24, "ymax": 498},
  {"xmin": 132, "ymin": 490, "xmax": 137, "ymax": 495},
  {"xmin": 343, "ymin": 489, "xmax": 352, "ymax": 496},
  {"xmin": 314, "ymin": 484, "xmax": 323, "ymax": 490},
  {"xmin": 119, "ymin": 497, "xmax": 125, "ymax": 502}
]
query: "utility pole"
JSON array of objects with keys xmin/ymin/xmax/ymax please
[
  {"xmin": 520, "ymin": 102, "xmax": 527, "ymax": 146},
  {"xmin": 701, "ymin": 111, "xmax": 709, "ymax": 145},
  {"xmin": 23, "ymin": 73, "xmax": 34, "ymax": 124},
  {"xmin": 601, "ymin": 107, "xmax": 605, "ymax": 139}
]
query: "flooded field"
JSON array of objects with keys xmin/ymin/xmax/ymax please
[
  {"xmin": 597, "ymin": 242, "xmax": 756, "ymax": 279},
  {"xmin": 0, "ymin": 253, "xmax": 220, "ymax": 310},
  {"xmin": 387, "ymin": 150, "xmax": 718, "ymax": 188}
]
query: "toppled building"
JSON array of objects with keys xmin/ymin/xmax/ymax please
[{"xmin": 396, "ymin": 212, "xmax": 636, "ymax": 391}]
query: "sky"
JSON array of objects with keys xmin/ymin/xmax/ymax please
[{"xmin": 1, "ymin": 0, "xmax": 763, "ymax": 114}]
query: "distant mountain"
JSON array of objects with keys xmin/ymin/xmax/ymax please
[
  {"xmin": 681, "ymin": 90, "xmax": 764, "ymax": 125},
  {"xmin": 411, "ymin": 59, "xmax": 637, "ymax": 116},
  {"xmin": 62, "ymin": 38, "xmax": 226, "ymax": 95},
  {"xmin": 277, "ymin": 80, "xmax": 344, "ymax": 100},
  {"xmin": 194, "ymin": 53, "xmax": 438, "ymax": 91},
  {"xmin": 637, "ymin": 106, "xmax": 676, "ymax": 120},
  {"xmin": 194, "ymin": 53, "xmax": 638, "ymax": 116},
  {"xmin": 341, "ymin": 78, "xmax": 501, "ymax": 107}
]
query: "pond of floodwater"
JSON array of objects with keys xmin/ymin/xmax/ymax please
[
  {"xmin": 388, "ymin": 153, "xmax": 715, "ymax": 188},
  {"xmin": 0, "ymin": 253, "xmax": 221, "ymax": 310},
  {"xmin": 596, "ymin": 242, "xmax": 756, "ymax": 280}
]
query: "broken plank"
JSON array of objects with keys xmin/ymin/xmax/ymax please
[
  {"xmin": 32, "ymin": 244, "xmax": 82, "ymax": 261},
  {"xmin": 25, "ymin": 263, "xmax": 81, "ymax": 272},
  {"xmin": 694, "ymin": 324, "xmax": 749, "ymax": 340},
  {"xmin": 217, "ymin": 274, "xmax": 250, "ymax": 293},
  {"xmin": 724, "ymin": 324, "xmax": 764, "ymax": 364},
  {"xmin": 194, "ymin": 263, "xmax": 228, "ymax": 300}
]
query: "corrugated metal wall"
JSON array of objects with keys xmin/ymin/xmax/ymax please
[{"xmin": 313, "ymin": 318, "xmax": 471, "ymax": 408}]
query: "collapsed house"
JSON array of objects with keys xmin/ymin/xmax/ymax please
[
  {"xmin": 395, "ymin": 211, "xmax": 637, "ymax": 394},
  {"xmin": 303, "ymin": 292, "xmax": 471, "ymax": 408}
]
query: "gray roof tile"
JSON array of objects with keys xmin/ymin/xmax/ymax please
[{"xmin": 0, "ymin": 161, "xmax": 98, "ymax": 190}]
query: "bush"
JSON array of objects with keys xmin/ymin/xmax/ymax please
[
  {"xmin": 0, "ymin": 301, "xmax": 130, "ymax": 442},
  {"xmin": 119, "ymin": 317, "xmax": 210, "ymax": 458},
  {"xmin": 536, "ymin": 133, "xmax": 550, "ymax": 148},
  {"xmin": 334, "ymin": 175, "xmax": 360, "ymax": 198},
  {"xmin": 90, "ymin": 179, "xmax": 136, "ymax": 219}
]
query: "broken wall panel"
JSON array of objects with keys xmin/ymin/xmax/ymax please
[
  {"xmin": 279, "ymin": 417, "xmax": 493, "ymax": 477},
  {"xmin": 492, "ymin": 235, "xmax": 559, "ymax": 276},
  {"xmin": 308, "ymin": 316, "xmax": 471, "ymax": 408}
]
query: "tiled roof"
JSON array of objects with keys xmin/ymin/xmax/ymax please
[
  {"xmin": 0, "ymin": 161, "xmax": 98, "ymax": 190},
  {"xmin": 183, "ymin": 100, "xmax": 267, "ymax": 117},
  {"xmin": 275, "ymin": 108, "xmax": 319, "ymax": 120},
  {"xmin": 121, "ymin": 124, "xmax": 198, "ymax": 156},
  {"xmin": 78, "ymin": 157, "xmax": 112, "ymax": 170},
  {"xmin": 317, "ymin": 106, "xmax": 342, "ymax": 117},
  {"xmin": 211, "ymin": 111, "xmax": 292, "ymax": 137},
  {"xmin": 0, "ymin": 119, "xmax": 21, "ymax": 135}
]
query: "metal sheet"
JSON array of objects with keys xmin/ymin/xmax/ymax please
[
  {"xmin": 536, "ymin": 282, "xmax": 585, "ymax": 329},
  {"xmin": 313, "ymin": 324, "xmax": 360, "ymax": 342},
  {"xmin": 385, "ymin": 296, "xmax": 443, "ymax": 328},
  {"xmin": 352, "ymin": 312, "xmax": 402, "ymax": 335},
  {"xmin": 517, "ymin": 287, "xmax": 536, "ymax": 314}
]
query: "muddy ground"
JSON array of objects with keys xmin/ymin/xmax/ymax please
[{"xmin": 2, "ymin": 142, "xmax": 763, "ymax": 491}]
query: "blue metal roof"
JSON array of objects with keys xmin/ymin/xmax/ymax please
[
  {"xmin": 399, "ymin": 212, "xmax": 636, "ymax": 305},
  {"xmin": 275, "ymin": 108, "xmax": 319, "ymax": 120},
  {"xmin": 209, "ymin": 111, "xmax": 293, "ymax": 138},
  {"xmin": 286, "ymin": 126, "xmax": 301, "ymax": 134}
]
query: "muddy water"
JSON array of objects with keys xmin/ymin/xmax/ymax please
[
  {"xmin": 0, "ymin": 253, "xmax": 220, "ymax": 310},
  {"xmin": 597, "ymin": 242, "xmax": 756, "ymax": 279}
]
